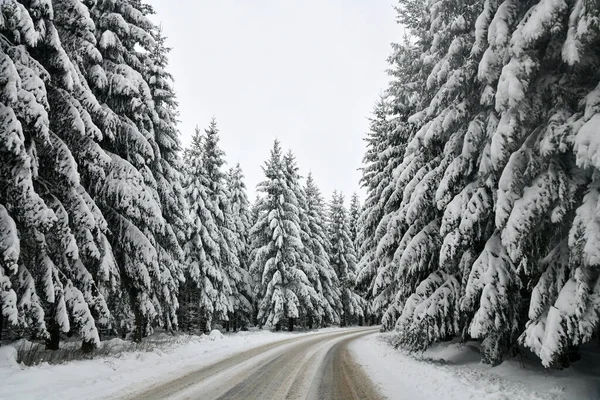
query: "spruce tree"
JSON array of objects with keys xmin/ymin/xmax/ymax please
[
  {"xmin": 249, "ymin": 141, "xmax": 319, "ymax": 331},
  {"xmin": 181, "ymin": 126, "xmax": 231, "ymax": 332},
  {"xmin": 282, "ymin": 152, "xmax": 329, "ymax": 327},
  {"xmin": 83, "ymin": 0, "xmax": 184, "ymax": 338},
  {"xmin": 0, "ymin": 0, "xmax": 109, "ymax": 350},
  {"xmin": 201, "ymin": 120, "xmax": 251, "ymax": 330},
  {"xmin": 361, "ymin": 0, "xmax": 600, "ymax": 367},
  {"xmin": 328, "ymin": 192, "xmax": 365, "ymax": 326},
  {"xmin": 348, "ymin": 193, "xmax": 361, "ymax": 246},
  {"xmin": 304, "ymin": 174, "xmax": 342, "ymax": 327},
  {"xmin": 227, "ymin": 164, "xmax": 254, "ymax": 328}
]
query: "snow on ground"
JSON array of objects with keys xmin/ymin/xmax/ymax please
[
  {"xmin": 0, "ymin": 328, "xmax": 342, "ymax": 400},
  {"xmin": 351, "ymin": 332, "xmax": 600, "ymax": 400}
]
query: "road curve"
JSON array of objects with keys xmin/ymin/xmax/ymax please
[{"xmin": 125, "ymin": 327, "xmax": 383, "ymax": 400}]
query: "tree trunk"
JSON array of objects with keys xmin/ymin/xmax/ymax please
[
  {"xmin": 81, "ymin": 340, "xmax": 96, "ymax": 353},
  {"xmin": 134, "ymin": 309, "xmax": 143, "ymax": 343},
  {"xmin": 307, "ymin": 315, "xmax": 313, "ymax": 330},
  {"xmin": 288, "ymin": 317, "xmax": 294, "ymax": 332},
  {"xmin": 275, "ymin": 322, "xmax": 281, "ymax": 331},
  {"xmin": 45, "ymin": 318, "xmax": 60, "ymax": 350}
]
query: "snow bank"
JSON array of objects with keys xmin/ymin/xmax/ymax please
[
  {"xmin": 351, "ymin": 332, "xmax": 600, "ymax": 400},
  {"xmin": 0, "ymin": 345, "xmax": 18, "ymax": 368},
  {"xmin": 208, "ymin": 329, "xmax": 224, "ymax": 341},
  {"xmin": 0, "ymin": 328, "xmax": 341, "ymax": 400}
]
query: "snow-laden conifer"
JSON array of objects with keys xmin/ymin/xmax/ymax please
[
  {"xmin": 328, "ymin": 192, "xmax": 365, "ymax": 326},
  {"xmin": 181, "ymin": 126, "xmax": 231, "ymax": 332},
  {"xmin": 249, "ymin": 141, "xmax": 320, "ymax": 331},
  {"xmin": 305, "ymin": 174, "xmax": 342, "ymax": 326}
]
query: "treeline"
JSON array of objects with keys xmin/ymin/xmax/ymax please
[
  {"xmin": 357, "ymin": 0, "xmax": 600, "ymax": 368},
  {"xmin": 0, "ymin": 0, "xmax": 365, "ymax": 351}
]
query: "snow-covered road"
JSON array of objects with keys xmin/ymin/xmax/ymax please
[
  {"xmin": 125, "ymin": 327, "xmax": 382, "ymax": 400},
  {"xmin": 5, "ymin": 327, "xmax": 592, "ymax": 400}
]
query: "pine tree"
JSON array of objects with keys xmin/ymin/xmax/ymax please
[
  {"xmin": 145, "ymin": 26, "xmax": 187, "ymax": 332},
  {"xmin": 304, "ymin": 174, "xmax": 342, "ymax": 327},
  {"xmin": 181, "ymin": 126, "xmax": 231, "ymax": 332},
  {"xmin": 355, "ymin": 97, "xmax": 405, "ymax": 325},
  {"xmin": 0, "ymin": 0, "xmax": 110, "ymax": 350},
  {"xmin": 360, "ymin": 0, "xmax": 600, "ymax": 367},
  {"xmin": 282, "ymin": 152, "xmax": 330, "ymax": 327},
  {"xmin": 348, "ymin": 193, "xmax": 360, "ymax": 246},
  {"xmin": 328, "ymin": 192, "xmax": 365, "ymax": 326},
  {"xmin": 81, "ymin": 0, "xmax": 186, "ymax": 339},
  {"xmin": 201, "ymin": 120, "xmax": 251, "ymax": 330},
  {"xmin": 249, "ymin": 141, "xmax": 320, "ymax": 331},
  {"xmin": 227, "ymin": 163, "xmax": 253, "ymax": 329}
]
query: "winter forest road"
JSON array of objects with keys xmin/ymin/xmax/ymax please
[{"xmin": 125, "ymin": 327, "xmax": 384, "ymax": 400}]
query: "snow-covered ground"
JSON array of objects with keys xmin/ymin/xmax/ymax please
[
  {"xmin": 351, "ymin": 332, "xmax": 600, "ymax": 400},
  {"xmin": 4, "ymin": 328, "xmax": 600, "ymax": 400},
  {"xmin": 0, "ymin": 328, "xmax": 342, "ymax": 400}
]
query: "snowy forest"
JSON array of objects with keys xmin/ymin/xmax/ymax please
[{"xmin": 1, "ymin": 0, "xmax": 600, "ymax": 373}]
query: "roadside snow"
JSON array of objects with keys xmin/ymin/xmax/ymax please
[
  {"xmin": 0, "ymin": 328, "xmax": 341, "ymax": 400},
  {"xmin": 350, "ymin": 332, "xmax": 600, "ymax": 400}
]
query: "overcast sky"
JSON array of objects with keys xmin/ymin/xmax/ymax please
[{"xmin": 148, "ymin": 0, "xmax": 402, "ymax": 202}]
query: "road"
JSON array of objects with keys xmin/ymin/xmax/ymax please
[{"xmin": 126, "ymin": 327, "xmax": 383, "ymax": 400}]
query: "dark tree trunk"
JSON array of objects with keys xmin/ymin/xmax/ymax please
[
  {"xmin": 307, "ymin": 315, "xmax": 313, "ymax": 330},
  {"xmin": 275, "ymin": 322, "xmax": 281, "ymax": 331},
  {"xmin": 288, "ymin": 317, "xmax": 294, "ymax": 332},
  {"xmin": 81, "ymin": 340, "xmax": 96, "ymax": 353},
  {"xmin": 45, "ymin": 318, "xmax": 60, "ymax": 350},
  {"xmin": 134, "ymin": 309, "xmax": 143, "ymax": 343}
]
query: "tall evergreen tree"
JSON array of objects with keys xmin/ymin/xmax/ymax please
[
  {"xmin": 227, "ymin": 163, "xmax": 253, "ymax": 328},
  {"xmin": 201, "ymin": 120, "xmax": 251, "ymax": 330},
  {"xmin": 181, "ymin": 126, "xmax": 231, "ymax": 332},
  {"xmin": 304, "ymin": 174, "xmax": 342, "ymax": 327},
  {"xmin": 329, "ymin": 192, "xmax": 365, "ymax": 326},
  {"xmin": 348, "ymin": 193, "xmax": 361, "ymax": 246},
  {"xmin": 361, "ymin": 0, "xmax": 600, "ymax": 368},
  {"xmin": 282, "ymin": 152, "xmax": 329, "ymax": 327},
  {"xmin": 249, "ymin": 141, "xmax": 320, "ymax": 331},
  {"xmin": 0, "ymin": 0, "xmax": 112, "ymax": 350}
]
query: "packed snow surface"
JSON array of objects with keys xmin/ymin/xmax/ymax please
[
  {"xmin": 4, "ymin": 328, "xmax": 600, "ymax": 399},
  {"xmin": 0, "ymin": 328, "xmax": 342, "ymax": 400}
]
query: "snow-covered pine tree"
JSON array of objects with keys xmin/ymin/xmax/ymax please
[
  {"xmin": 328, "ymin": 192, "xmax": 365, "ymax": 326},
  {"xmin": 83, "ymin": 0, "xmax": 184, "ymax": 338},
  {"xmin": 361, "ymin": 0, "xmax": 600, "ymax": 367},
  {"xmin": 201, "ymin": 120, "xmax": 251, "ymax": 330},
  {"xmin": 144, "ymin": 26, "xmax": 187, "ymax": 332},
  {"xmin": 249, "ymin": 141, "xmax": 320, "ymax": 331},
  {"xmin": 305, "ymin": 174, "xmax": 342, "ymax": 327},
  {"xmin": 0, "ymin": 0, "xmax": 56, "ymax": 342},
  {"xmin": 348, "ymin": 193, "xmax": 360, "ymax": 246},
  {"xmin": 355, "ymin": 97, "xmax": 405, "ymax": 324},
  {"xmin": 181, "ymin": 126, "xmax": 231, "ymax": 333},
  {"xmin": 281, "ymin": 152, "xmax": 329, "ymax": 327},
  {"xmin": 363, "ymin": 41, "xmax": 430, "ymax": 331},
  {"xmin": 0, "ymin": 0, "xmax": 109, "ymax": 350},
  {"xmin": 50, "ymin": 0, "xmax": 125, "ymax": 333},
  {"xmin": 227, "ymin": 163, "xmax": 254, "ymax": 329},
  {"xmin": 389, "ymin": 0, "xmax": 488, "ymax": 352}
]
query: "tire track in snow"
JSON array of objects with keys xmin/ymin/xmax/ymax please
[{"xmin": 125, "ymin": 327, "xmax": 382, "ymax": 400}]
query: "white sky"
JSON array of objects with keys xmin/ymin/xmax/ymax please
[{"xmin": 148, "ymin": 0, "xmax": 402, "ymax": 201}]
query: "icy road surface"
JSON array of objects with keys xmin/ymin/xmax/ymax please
[{"xmin": 126, "ymin": 327, "xmax": 382, "ymax": 400}]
